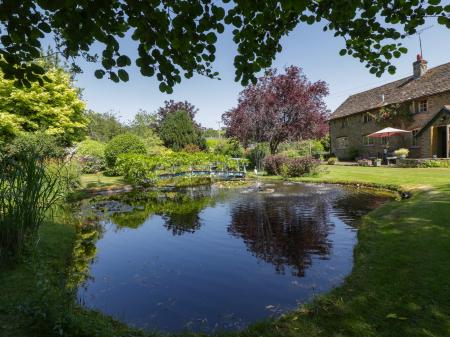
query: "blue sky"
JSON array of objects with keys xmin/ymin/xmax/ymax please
[{"xmin": 73, "ymin": 20, "xmax": 450, "ymax": 128}]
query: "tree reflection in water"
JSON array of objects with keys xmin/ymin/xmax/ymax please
[
  {"xmin": 228, "ymin": 191, "xmax": 333, "ymax": 276},
  {"xmin": 111, "ymin": 187, "xmax": 218, "ymax": 235},
  {"xmin": 67, "ymin": 217, "xmax": 104, "ymax": 290},
  {"xmin": 70, "ymin": 188, "xmax": 217, "ymax": 288}
]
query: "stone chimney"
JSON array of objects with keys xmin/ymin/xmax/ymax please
[{"xmin": 413, "ymin": 54, "xmax": 428, "ymax": 78}]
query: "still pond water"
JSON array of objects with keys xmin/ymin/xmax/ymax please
[{"xmin": 75, "ymin": 182, "xmax": 393, "ymax": 332}]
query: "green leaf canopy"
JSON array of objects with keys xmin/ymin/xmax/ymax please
[{"xmin": 0, "ymin": 62, "xmax": 87, "ymax": 144}]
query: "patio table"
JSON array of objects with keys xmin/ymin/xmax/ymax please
[{"xmin": 386, "ymin": 156, "xmax": 397, "ymax": 165}]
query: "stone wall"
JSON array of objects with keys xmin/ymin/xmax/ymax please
[{"xmin": 330, "ymin": 112, "xmax": 411, "ymax": 160}]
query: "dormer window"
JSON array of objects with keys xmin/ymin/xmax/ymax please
[{"xmin": 418, "ymin": 99, "xmax": 428, "ymax": 113}]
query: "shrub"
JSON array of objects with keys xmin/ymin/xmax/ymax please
[
  {"xmin": 75, "ymin": 139, "xmax": 106, "ymax": 173},
  {"xmin": 348, "ymin": 147, "xmax": 360, "ymax": 161},
  {"xmin": 205, "ymin": 138, "xmax": 222, "ymax": 152},
  {"xmin": 396, "ymin": 158, "xmax": 450, "ymax": 168},
  {"xmin": 327, "ymin": 157, "xmax": 337, "ymax": 165},
  {"xmin": 76, "ymin": 155, "xmax": 104, "ymax": 174},
  {"xmin": 263, "ymin": 154, "xmax": 289, "ymax": 175},
  {"xmin": 279, "ymin": 149, "xmax": 299, "ymax": 158},
  {"xmin": 104, "ymin": 133, "xmax": 147, "ymax": 173},
  {"xmin": 76, "ymin": 138, "xmax": 105, "ymax": 158},
  {"xmin": 394, "ymin": 148, "xmax": 409, "ymax": 157},
  {"xmin": 278, "ymin": 140, "xmax": 326, "ymax": 157},
  {"xmin": 116, "ymin": 151, "xmax": 247, "ymax": 186},
  {"xmin": 247, "ymin": 143, "xmax": 270, "ymax": 170},
  {"xmin": 116, "ymin": 153, "xmax": 158, "ymax": 187},
  {"xmin": 280, "ymin": 156, "xmax": 320, "ymax": 177},
  {"xmin": 183, "ymin": 143, "xmax": 201, "ymax": 153},
  {"xmin": 214, "ymin": 138, "xmax": 244, "ymax": 158},
  {"xmin": 264, "ymin": 154, "xmax": 319, "ymax": 177},
  {"xmin": 420, "ymin": 159, "xmax": 450, "ymax": 168},
  {"xmin": 6, "ymin": 132, "xmax": 65, "ymax": 159}
]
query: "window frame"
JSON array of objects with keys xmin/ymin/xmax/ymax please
[
  {"xmin": 362, "ymin": 112, "xmax": 372, "ymax": 124},
  {"xmin": 418, "ymin": 99, "xmax": 428, "ymax": 113}
]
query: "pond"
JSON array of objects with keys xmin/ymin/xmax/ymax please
[{"xmin": 73, "ymin": 182, "xmax": 393, "ymax": 333}]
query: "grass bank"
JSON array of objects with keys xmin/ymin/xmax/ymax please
[{"xmin": 1, "ymin": 166, "xmax": 450, "ymax": 336}]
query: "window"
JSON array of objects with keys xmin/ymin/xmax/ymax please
[
  {"xmin": 363, "ymin": 112, "xmax": 373, "ymax": 123},
  {"xmin": 412, "ymin": 129, "xmax": 419, "ymax": 147},
  {"xmin": 363, "ymin": 135, "xmax": 374, "ymax": 146},
  {"xmin": 337, "ymin": 137, "xmax": 349, "ymax": 149},
  {"xmin": 381, "ymin": 136, "xmax": 388, "ymax": 145},
  {"xmin": 341, "ymin": 117, "xmax": 348, "ymax": 128},
  {"xmin": 418, "ymin": 99, "xmax": 428, "ymax": 113}
]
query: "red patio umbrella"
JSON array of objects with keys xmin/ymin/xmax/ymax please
[{"xmin": 368, "ymin": 127, "xmax": 410, "ymax": 148}]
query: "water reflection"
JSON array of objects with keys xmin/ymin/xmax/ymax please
[
  {"xmin": 228, "ymin": 187, "xmax": 332, "ymax": 276},
  {"xmin": 72, "ymin": 182, "xmax": 394, "ymax": 333},
  {"xmin": 68, "ymin": 218, "xmax": 103, "ymax": 291},
  {"xmin": 80, "ymin": 187, "xmax": 217, "ymax": 235}
]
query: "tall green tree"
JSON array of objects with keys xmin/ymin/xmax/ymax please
[
  {"xmin": 128, "ymin": 109, "xmax": 157, "ymax": 137},
  {"xmin": 128, "ymin": 110, "xmax": 165, "ymax": 154},
  {"xmin": 0, "ymin": 61, "xmax": 87, "ymax": 144},
  {"xmin": 156, "ymin": 100, "xmax": 198, "ymax": 124},
  {"xmin": 159, "ymin": 111, "xmax": 206, "ymax": 151},
  {"xmin": 0, "ymin": 1, "xmax": 448, "ymax": 91},
  {"xmin": 85, "ymin": 110, "xmax": 125, "ymax": 143}
]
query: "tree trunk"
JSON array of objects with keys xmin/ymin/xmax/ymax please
[{"xmin": 269, "ymin": 141, "xmax": 278, "ymax": 154}]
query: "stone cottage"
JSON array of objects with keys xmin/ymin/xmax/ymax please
[{"xmin": 329, "ymin": 56, "xmax": 450, "ymax": 160}]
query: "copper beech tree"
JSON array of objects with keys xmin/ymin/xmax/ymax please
[{"xmin": 223, "ymin": 66, "xmax": 329, "ymax": 154}]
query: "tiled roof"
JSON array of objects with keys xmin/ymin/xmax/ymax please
[{"xmin": 330, "ymin": 61, "xmax": 450, "ymax": 120}]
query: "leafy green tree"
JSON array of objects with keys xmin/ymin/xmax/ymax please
[
  {"xmin": 247, "ymin": 143, "xmax": 270, "ymax": 170},
  {"xmin": 0, "ymin": 62, "xmax": 87, "ymax": 144},
  {"xmin": 214, "ymin": 138, "xmax": 244, "ymax": 158},
  {"xmin": 85, "ymin": 110, "xmax": 125, "ymax": 142},
  {"xmin": 104, "ymin": 133, "xmax": 147, "ymax": 170},
  {"xmin": 159, "ymin": 111, "xmax": 206, "ymax": 151},
  {"xmin": 128, "ymin": 109, "xmax": 157, "ymax": 136},
  {"xmin": 156, "ymin": 100, "xmax": 199, "ymax": 124},
  {"xmin": 3, "ymin": 1, "xmax": 448, "ymax": 90},
  {"xmin": 128, "ymin": 109, "xmax": 165, "ymax": 154},
  {"xmin": 203, "ymin": 128, "xmax": 221, "ymax": 138}
]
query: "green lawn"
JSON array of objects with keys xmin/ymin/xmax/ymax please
[
  {"xmin": 79, "ymin": 173, "xmax": 127, "ymax": 190},
  {"xmin": 297, "ymin": 165, "xmax": 450, "ymax": 189},
  {"xmin": 1, "ymin": 166, "xmax": 450, "ymax": 337}
]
